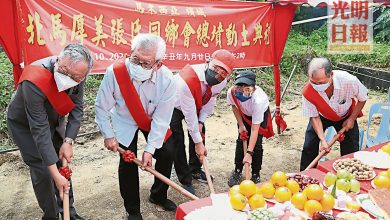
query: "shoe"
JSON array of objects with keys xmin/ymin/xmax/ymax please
[
  {"xmin": 128, "ymin": 212, "xmax": 143, "ymax": 220},
  {"xmin": 228, "ymin": 169, "xmax": 242, "ymax": 187},
  {"xmin": 192, "ymin": 170, "xmax": 213, "ymax": 183},
  {"xmin": 148, "ymin": 197, "xmax": 177, "ymax": 211},
  {"xmin": 182, "ymin": 184, "xmax": 195, "ymax": 195},
  {"xmin": 251, "ymin": 173, "xmax": 260, "ymax": 184}
]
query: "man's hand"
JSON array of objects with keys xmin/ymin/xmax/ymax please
[
  {"xmin": 319, "ymin": 139, "xmax": 331, "ymax": 155},
  {"xmin": 59, "ymin": 143, "xmax": 73, "ymax": 163},
  {"xmin": 243, "ymin": 153, "xmax": 252, "ymax": 165},
  {"xmin": 342, "ymin": 118, "xmax": 355, "ymax": 131},
  {"xmin": 195, "ymin": 142, "xmax": 207, "ymax": 163},
  {"xmin": 104, "ymin": 137, "xmax": 119, "ymax": 152},
  {"xmin": 238, "ymin": 125, "xmax": 247, "ymax": 136},
  {"xmin": 142, "ymin": 151, "xmax": 153, "ymax": 169},
  {"xmin": 53, "ymin": 171, "xmax": 69, "ymax": 200}
]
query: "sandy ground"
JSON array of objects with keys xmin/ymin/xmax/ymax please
[{"xmin": 0, "ymin": 93, "xmax": 385, "ymax": 220}]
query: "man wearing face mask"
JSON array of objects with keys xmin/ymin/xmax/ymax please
[
  {"xmin": 226, "ymin": 70, "xmax": 273, "ymax": 186},
  {"xmin": 7, "ymin": 44, "xmax": 93, "ymax": 220},
  {"xmin": 300, "ymin": 57, "xmax": 367, "ymax": 171},
  {"xmin": 168, "ymin": 49, "xmax": 235, "ymax": 193},
  {"xmin": 95, "ymin": 33, "xmax": 176, "ymax": 220}
]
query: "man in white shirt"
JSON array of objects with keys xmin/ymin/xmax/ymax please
[
  {"xmin": 95, "ymin": 34, "xmax": 177, "ymax": 220},
  {"xmin": 300, "ymin": 57, "xmax": 368, "ymax": 171},
  {"xmin": 226, "ymin": 70, "xmax": 273, "ymax": 186},
  {"xmin": 169, "ymin": 49, "xmax": 235, "ymax": 193}
]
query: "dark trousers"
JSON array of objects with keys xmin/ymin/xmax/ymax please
[
  {"xmin": 300, "ymin": 115, "xmax": 359, "ymax": 171},
  {"xmin": 171, "ymin": 109, "xmax": 205, "ymax": 185},
  {"xmin": 10, "ymin": 127, "xmax": 77, "ymax": 219},
  {"xmin": 118, "ymin": 129, "xmax": 175, "ymax": 215},
  {"xmin": 234, "ymin": 110, "xmax": 269, "ymax": 175}
]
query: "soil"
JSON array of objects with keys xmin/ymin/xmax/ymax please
[{"xmin": 0, "ymin": 93, "xmax": 384, "ymax": 220}]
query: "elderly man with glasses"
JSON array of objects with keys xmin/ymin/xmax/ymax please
[
  {"xmin": 7, "ymin": 43, "xmax": 93, "ymax": 220},
  {"xmin": 167, "ymin": 49, "xmax": 235, "ymax": 194},
  {"xmin": 95, "ymin": 33, "xmax": 176, "ymax": 220}
]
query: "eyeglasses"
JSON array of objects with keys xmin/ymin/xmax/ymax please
[
  {"xmin": 129, "ymin": 56, "xmax": 158, "ymax": 70},
  {"xmin": 57, "ymin": 65, "xmax": 85, "ymax": 83}
]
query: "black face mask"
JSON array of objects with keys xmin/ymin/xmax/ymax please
[{"xmin": 205, "ymin": 68, "xmax": 220, "ymax": 86}]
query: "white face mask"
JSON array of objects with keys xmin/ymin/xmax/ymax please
[
  {"xmin": 129, "ymin": 63, "xmax": 153, "ymax": 81},
  {"xmin": 311, "ymin": 81, "xmax": 330, "ymax": 92},
  {"xmin": 54, "ymin": 72, "xmax": 79, "ymax": 92}
]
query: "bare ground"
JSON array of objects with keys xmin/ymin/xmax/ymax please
[{"xmin": 0, "ymin": 93, "xmax": 385, "ymax": 220}]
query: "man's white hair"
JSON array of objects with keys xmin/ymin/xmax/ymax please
[
  {"xmin": 131, "ymin": 33, "xmax": 166, "ymax": 61},
  {"xmin": 307, "ymin": 57, "xmax": 332, "ymax": 77},
  {"xmin": 58, "ymin": 43, "xmax": 93, "ymax": 73}
]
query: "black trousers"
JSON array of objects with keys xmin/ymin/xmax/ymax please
[
  {"xmin": 300, "ymin": 115, "xmax": 359, "ymax": 171},
  {"xmin": 234, "ymin": 109, "xmax": 269, "ymax": 175},
  {"xmin": 171, "ymin": 109, "xmax": 205, "ymax": 185},
  {"xmin": 118, "ymin": 129, "xmax": 175, "ymax": 215}
]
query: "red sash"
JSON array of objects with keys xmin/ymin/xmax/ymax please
[
  {"xmin": 179, "ymin": 64, "xmax": 203, "ymax": 115},
  {"xmin": 302, "ymin": 82, "xmax": 363, "ymax": 121},
  {"xmin": 18, "ymin": 65, "xmax": 75, "ymax": 116},
  {"xmin": 231, "ymin": 88, "xmax": 274, "ymax": 138},
  {"xmin": 112, "ymin": 59, "xmax": 171, "ymax": 142}
]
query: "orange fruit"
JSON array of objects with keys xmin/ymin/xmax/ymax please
[
  {"xmin": 304, "ymin": 200, "xmax": 323, "ymax": 217},
  {"xmin": 230, "ymin": 185, "xmax": 241, "ymax": 196},
  {"xmin": 248, "ymin": 193, "xmax": 266, "ymax": 210},
  {"xmin": 320, "ymin": 193, "xmax": 335, "ymax": 212},
  {"xmin": 260, "ymin": 182, "xmax": 276, "ymax": 199},
  {"xmin": 286, "ymin": 179, "xmax": 300, "ymax": 194},
  {"xmin": 302, "ymin": 188, "xmax": 308, "ymax": 197},
  {"xmin": 305, "ymin": 184, "xmax": 324, "ymax": 201},
  {"xmin": 274, "ymin": 187, "xmax": 292, "ymax": 203},
  {"xmin": 271, "ymin": 171, "xmax": 287, "ymax": 187},
  {"xmin": 239, "ymin": 180, "xmax": 257, "ymax": 197},
  {"xmin": 373, "ymin": 175, "xmax": 390, "ymax": 188},
  {"xmin": 291, "ymin": 192, "xmax": 307, "ymax": 210},
  {"xmin": 230, "ymin": 193, "xmax": 247, "ymax": 211},
  {"xmin": 381, "ymin": 143, "xmax": 390, "ymax": 155}
]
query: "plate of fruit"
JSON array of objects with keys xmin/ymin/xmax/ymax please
[
  {"xmin": 333, "ymin": 158, "xmax": 376, "ymax": 180},
  {"xmin": 371, "ymin": 169, "xmax": 390, "ymax": 189}
]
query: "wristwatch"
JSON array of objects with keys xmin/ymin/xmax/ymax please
[
  {"xmin": 63, "ymin": 137, "xmax": 74, "ymax": 145},
  {"xmin": 246, "ymin": 150, "xmax": 254, "ymax": 156}
]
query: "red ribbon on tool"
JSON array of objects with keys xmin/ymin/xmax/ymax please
[
  {"xmin": 122, "ymin": 150, "xmax": 136, "ymax": 163},
  {"xmin": 240, "ymin": 131, "xmax": 249, "ymax": 141},
  {"xmin": 59, "ymin": 166, "xmax": 72, "ymax": 180}
]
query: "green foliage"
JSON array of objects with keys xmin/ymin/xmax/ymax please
[{"xmin": 374, "ymin": 8, "xmax": 390, "ymax": 42}]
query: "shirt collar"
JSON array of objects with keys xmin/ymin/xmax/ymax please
[{"xmin": 332, "ymin": 71, "xmax": 341, "ymax": 89}]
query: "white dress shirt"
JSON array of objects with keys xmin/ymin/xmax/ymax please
[
  {"xmin": 227, "ymin": 86, "xmax": 270, "ymax": 124},
  {"xmin": 174, "ymin": 63, "xmax": 227, "ymax": 143},
  {"xmin": 95, "ymin": 58, "xmax": 176, "ymax": 154},
  {"xmin": 302, "ymin": 70, "xmax": 368, "ymax": 118}
]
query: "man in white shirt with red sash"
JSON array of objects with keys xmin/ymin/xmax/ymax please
[
  {"xmin": 7, "ymin": 44, "xmax": 93, "ymax": 220},
  {"xmin": 300, "ymin": 57, "xmax": 368, "ymax": 171},
  {"xmin": 226, "ymin": 70, "xmax": 274, "ymax": 186},
  {"xmin": 169, "ymin": 49, "xmax": 235, "ymax": 193},
  {"xmin": 95, "ymin": 34, "xmax": 176, "ymax": 220}
]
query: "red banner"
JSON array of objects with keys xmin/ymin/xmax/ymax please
[{"xmin": 17, "ymin": 0, "xmax": 275, "ymax": 73}]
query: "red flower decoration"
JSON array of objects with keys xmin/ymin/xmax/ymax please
[
  {"xmin": 59, "ymin": 166, "xmax": 72, "ymax": 180},
  {"xmin": 122, "ymin": 150, "xmax": 136, "ymax": 163},
  {"xmin": 337, "ymin": 133, "xmax": 345, "ymax": 142},
  {"xmin": 240, "ymin": 131, "xmax": 249, "ymax": 141}
]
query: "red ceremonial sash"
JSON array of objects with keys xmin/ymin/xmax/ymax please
[
  {"xmin": 179, "ymin": 64, "xmax": 203, "ymax": 115},
  {"xmin": 231, "ymin": 88, "xmax": 274, "ymax": 138},
  {"xmin": 302, "ymin": 82, "xmax": 363, "ymax": 122},
  {"xmin": 112, "ymin": 59, "xmax": 171, "ymax": 142},
  {"xmin": 18, "ymin": 65, "xmax": 75, "ymax": 116}
]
